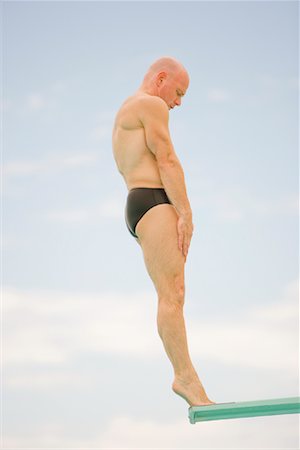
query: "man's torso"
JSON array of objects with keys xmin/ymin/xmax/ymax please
[{"xmin": 112, "ymin": 93, "xmax": 164, "ymax": 190}]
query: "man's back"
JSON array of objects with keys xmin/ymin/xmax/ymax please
[{"xmin": 112, "ymin": 93, "xmax": 164, "ymax": 190}]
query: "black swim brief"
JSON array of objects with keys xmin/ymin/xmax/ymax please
[{"xmin": 125, "ymin": 187, "xmax": 171, "ymax": 238}]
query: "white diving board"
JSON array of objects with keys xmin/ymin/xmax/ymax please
[{"xmin": 188, "ymin": 396, "xmax": 300, "ymax": 424}]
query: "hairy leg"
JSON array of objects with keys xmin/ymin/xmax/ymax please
[{"xmin": 135, "ymin": 204, "xmax": 215, "ymax": 406}]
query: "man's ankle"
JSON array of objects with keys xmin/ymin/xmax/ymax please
[{"xmin": 174, "ymin": 368, "xmax": 197, "ymax": 382}]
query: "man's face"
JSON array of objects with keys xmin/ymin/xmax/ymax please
[{"xmin": 158, "ymin": 70, "xmax": 189, "ymax": 110}]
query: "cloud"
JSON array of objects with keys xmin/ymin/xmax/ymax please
[
  {"xmin": 3, "ymin": 413, "xmax": 298, "ymax": 449},
  {"xmin": 45, "ymin": 209, "xmax": 91, "ymax": 223},
  {"xmin": 3, "ymin": 279, "xmax": 298, "ymax": 378},
  {"xmin": 95, "ymin": 414, "xmax": 298, "ymax": 449},
  {"xmin": 89, "ymin": 110, "xmax": 115, "ymax": 142},
  {"xmin": 96, "ymin": 196, "xmax": 125, "ymax": 219},
  {"xmin": 24, "ymin": 80, "xmax": 71, "ymax": 114},
  {"xmin": 3, "ymin": 151, "xmax": 99, "ymax": 177},
  {"xmin": 50, "ymin": 80, "xmax": 67, "ymax": 94},
  {"xmin": 3, "ymin": 160, "xmax": 46, "ymax": 177},
  {"xmin": 27, "ymin": 93, "xmax": 46, "ymax": 112},
  {"xmin": 90, "ymin": 124, "xmax": 112, "ymax": 141},
  {"xmin": 259, "ymin": 74, "xmax": 300, "ymax": 91},
  {"xmin": 0, "ymin": 99, "xmax": 13, "ymax": 112},
  {"xmin": 213, "ymin": 191, "xmax": 299, "ymax": 222},
  {"xmin": 190, "ymin": 182, "xmax": 298, "ymax": 222},
  {"xmin": 288, "ymin": 76, "xmax": 300, "ymax": 90},
  {"xmin": 6, "ymin": 370, "xmax": 92, "ymax": 390},
  {"xmin": 2, "ymin": 81, "xmax": 69, "ymax": 116},
  {"xmin": 3, "ymin": 289, "xmax": 159, "ymax": 370},
  {"xmin": 189, "ymin": 279, "xmax": 298, "ymax": 371},
  {"xmin": 207, "ymin": 88, "xmax": 231, "ymax": 103},
  {"xmin": 45, "ymin": 194, "xmax": 124, "ymax": 223}
]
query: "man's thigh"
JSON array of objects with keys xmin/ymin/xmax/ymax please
[{"xmin": 136, "ymin": 203, "xmax": 185, "ymax": 296}]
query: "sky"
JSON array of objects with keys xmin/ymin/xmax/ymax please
[{"xmin": 1, "ymin": 0, "xmax": 299, "ymax": 448}]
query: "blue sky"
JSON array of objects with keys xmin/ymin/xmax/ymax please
[{"xmin": 1, "ymin": 0, "xmax": 299, "ymax": 448}]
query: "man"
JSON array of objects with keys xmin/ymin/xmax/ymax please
[{"xmin": 112, "ymin": 56, "xmax": 215, "ymax": 407}]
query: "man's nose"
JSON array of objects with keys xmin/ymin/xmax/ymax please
[{"xmin": 175, "ymin": 97, "xmax": 181, "ymax": 106}]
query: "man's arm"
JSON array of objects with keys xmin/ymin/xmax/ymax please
[
  {"xmin": 139, "ymin": 96, "xmax": 192, "ymax": 219},
  {"xmin": 139, "ymin": 96, "xmax": 193, "ymax": 259}
]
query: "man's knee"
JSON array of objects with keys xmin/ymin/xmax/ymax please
[{"xmin": 157, "ymin": 274, "xmax": 185, "ymax": 307}]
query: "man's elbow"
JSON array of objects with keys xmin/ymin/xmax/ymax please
[
  {"xmin": 155, "ymin": 145, "xmax": 178, "ymax": 169},
  {"xmin": 157, "ymin": 153, "xmax": 179, "ymax": 170}
]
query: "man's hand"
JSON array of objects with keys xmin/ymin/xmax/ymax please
[{"xmin": 177, "ymin": 213, "xmax": 194, "ymax": 261}]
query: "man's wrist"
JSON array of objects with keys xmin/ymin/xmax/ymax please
[{"xmin": 180, "ymin": 209, "xmax": 192, "ymax": 219}]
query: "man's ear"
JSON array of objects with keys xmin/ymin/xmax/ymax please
[{"xmin": 156, "ymin": 71, "xmax": 167, "ymax": 86}]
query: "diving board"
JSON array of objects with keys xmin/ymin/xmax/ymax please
[{"xmin": 188, "ymin": 397, "xmax": 300, "ymax": 424}]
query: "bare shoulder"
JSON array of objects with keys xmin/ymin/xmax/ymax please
[
  {"xmin": 137, "ymin": 94, "xmax": 169, "ymax": 117},
  {"xmin": 118, "ymin": 93, "xmax": 168, "ymax": 113},
  {"xmin": 115, "ymin": 94, "xmax": 169, "ymax": 130}
]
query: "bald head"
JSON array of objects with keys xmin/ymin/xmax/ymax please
[
  {"xmin": 143, "ymin": 56, "xmax": 189, "ymax": 83},
  {"xmin": 140, "ymin": 56, "xmax": 190, "ymax": 110}
]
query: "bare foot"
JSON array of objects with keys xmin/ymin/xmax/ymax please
[{"xmin": 172, "ymin": 375, "xmax": 216, "ymax": 407}]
